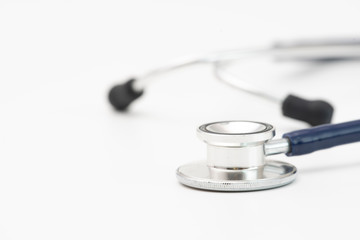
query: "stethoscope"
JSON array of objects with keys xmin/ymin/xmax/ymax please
[
  {"xmin": 177, "ymin": 120, "xmax": 360, "ymax": 191},
  {"xmin": 108, "ymin": 38, "xmax": 360, "ymax": 191}
]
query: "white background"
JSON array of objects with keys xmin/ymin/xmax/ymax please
[{"xmin": 1, "ymin": 0, "xmax": 360, "ymax": 239}]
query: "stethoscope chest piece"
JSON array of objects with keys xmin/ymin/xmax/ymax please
[{"xmin": 176, "ymin": 121, "xmax": 297, "ymax": 191}]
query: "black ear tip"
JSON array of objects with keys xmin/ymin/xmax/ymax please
[
  {"xmin": 282, "ymin": 94, "xmax": 334, "ymax": 126},
  {"xmin": 108, "ymin": 79, "xmax": 144, "ymax": 111}
]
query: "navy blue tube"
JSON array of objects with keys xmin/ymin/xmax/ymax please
[{"xmin": 283, "ymin": 120, "xmax": 360, "ymax": 156}]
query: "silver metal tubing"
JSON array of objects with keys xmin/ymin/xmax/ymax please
[
  {"xmin": 132, "ymin": 38, "xmax": 360, "ymax": 96},
  {"xmin": 132, "ymin": 57, "xmax": 205, "ymax": 91},
  {"xmin": 132, "ymin": 48, "xmax": 267, "ymax": 91},
  {"xmin": 273, "ymin": 38, "xmax": 360, "ymax": 61},
  {"xmin": 213, "ymin": 61, "xmax": 282, "ymax": 104}
]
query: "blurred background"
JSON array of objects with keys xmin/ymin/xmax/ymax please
[{"xmin": 0, "ymin": 0, "xmax": 360, "ymax": 239}]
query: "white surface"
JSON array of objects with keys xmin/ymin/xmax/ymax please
[{"xmin": 1, "ymin": 0, "xmax": 360, "ymax": 239}]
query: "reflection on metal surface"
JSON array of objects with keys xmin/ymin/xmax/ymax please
[{"xmin": 177, "ymin": 161, "xmax": 297, "ymax": 191}]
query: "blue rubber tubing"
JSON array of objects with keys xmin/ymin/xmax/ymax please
[{"xmin": 283, "ymin": 119, "xmax": 360, "ymax": 156}]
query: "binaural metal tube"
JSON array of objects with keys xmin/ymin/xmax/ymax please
[
  {"xmin": 109, "ymin": 38, "xmax": 359, "ymax": 119},
  {"xmin": 132, "ymin": 38, "xmax": 360, "ymax": 91},
  {"xmin": 213, "ymin": 61, "xmax": 282, "ymax": 104}
]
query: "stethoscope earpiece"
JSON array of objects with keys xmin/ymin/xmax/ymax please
[
  {"xmin": 108, "ymin": 79, "xmax": 143, "ymax": 111},
  {"xmin": 281, "ymin": 94, "xmax": 334, "ymax": 126}
]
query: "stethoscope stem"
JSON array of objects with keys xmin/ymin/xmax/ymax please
[{"xmin": 264, "ymin": 138, "xmax": 290, "ymax": 156}]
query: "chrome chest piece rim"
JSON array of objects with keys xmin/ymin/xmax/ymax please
[
  {"xmin": 177, "ymin": 161, "xmax": 297, "ymax": 191},
  {"xmin": 176, "ymin": 121, "xmax": 297, "ymax": 191}
]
